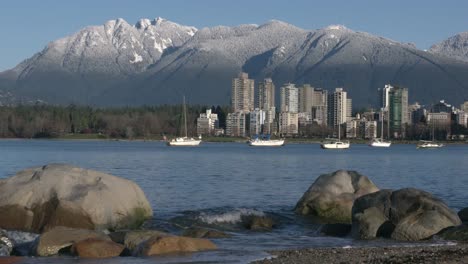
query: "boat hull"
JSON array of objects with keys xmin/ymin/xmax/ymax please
[
  {"xmin": 321, "ymin": 142, "xmax": 350, "ymax": 149},
  {"xmin": 167, "ymin": 138, "xmax": 201, "ymax": 146},
  {"xmin": 417, "ymin": 143, "xmax": 444, "ymax": 149},
  {"xmin": 249, "ymin": 139, "xmax": 285, "ymax": 147},
  {"xmin": 369, "ymin": 141, "xmax": 392, "ymax": 147}
]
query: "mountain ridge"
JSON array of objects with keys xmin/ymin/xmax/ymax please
[{"xmin": 1, "ymin": 18, "xmax": 468, "ymax": 108}]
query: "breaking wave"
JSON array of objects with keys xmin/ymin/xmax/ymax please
[{"xmin": 197, "ymin": 208, "xmax": 266, "ymax": 225}]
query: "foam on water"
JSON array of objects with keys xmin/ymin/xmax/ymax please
[{"xmin": 198, "ymin": 208, "xmax": 266, "ymax": 224}]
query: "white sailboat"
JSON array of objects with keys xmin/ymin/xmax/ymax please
[
  {"xmin": 321, "ymin": 123, "xmax": 350, "ymax": 149},
  {"xmin": 417, "ymin": 121, "xmax": 444, "ymax": 149},
  {"xmin": 369, "ymin": 110, "xmax": 391, "ymax": 147},
  {"xmin": 167, "ymin": 96, "xmax": 202, "ymax": 146},
  {"xmin": 248, "ymin": 135, "xmax": 285, "ymax": 147}
]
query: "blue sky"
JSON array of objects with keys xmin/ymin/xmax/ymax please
[{"xmin": 1, "ymin": 0, "xmax": 467, "ymax": 71}]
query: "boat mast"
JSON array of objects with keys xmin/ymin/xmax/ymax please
[{"xmin": 183, "ymin": 96, "xmax": 187, "ymax": 138}]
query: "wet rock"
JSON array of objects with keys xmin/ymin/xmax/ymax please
[
  {"xmin": 351, "ymin": 190, "xmax": 393, "ymax": 239},
  {"xmin": 33, "ymin": 226, "xmax": 111, "ymax": 256},
  {"xmin": 134, "ymin": 235, "xmax": 217, "ymax": 256},
  {"xmin": 351, "ymin": 188, "xmax": 461, "ymax": 241},
  {"xmin": 0, "ymin": 230, "xmax": 13, "ymax": 256},
  {"xmin": 182, "ymin": 227, "xmax": 231, "ymax": 238},
  {"xmin": 244, "ymin": 216, "xmax": 276, "ymax": 231},
  {"xmin": 437, "ymin": 225, "xmax": 468, "ymax": 242},
  {"xmin": 320, "ymin": 224, "xmax": 352, "ymax": 237},
  {"xmin": 5, "ymin": 230, "xmax": 39, "ymax": 256},
  {"xmin": 0, "ymin": 164, "xmax": 153, "ymax": 233},
  {"xmin": 0, "ymin": 256, "xmax": 23, "ymax": 264},
  {"xmin": 459, "ymin": 208, "xmax": 468, "ymax": 223},
  {"xmin": 295, "ymin": 170, "xmax": 379, "ymax": 224},
  {"xmin": 71, "ymin": 238, "xmax": 125, "ymax": 258},
  {"xmin": 109, "ymin": 230, "xmax": 170, "ymax": 253}
]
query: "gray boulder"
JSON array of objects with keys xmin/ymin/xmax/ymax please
[
  {"xmin": 295, "ymin": 170, "xmax": 379, "ymax": 223},
  {"xmin": 0, "ymin": 164, "xmax": 153, "ymax": 233},
  {"xmin": 352, "ymin": 188, "xmax": 461, "ymax": 241}
]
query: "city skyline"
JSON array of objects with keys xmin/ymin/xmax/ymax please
[{"xmin": 1, "ymin": 0, "xmax": 468, "ymax": 71}]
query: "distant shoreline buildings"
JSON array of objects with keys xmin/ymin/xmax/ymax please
[{"xmin": 196, "ymin": 72, "xmax": 468, "ymax": 140}]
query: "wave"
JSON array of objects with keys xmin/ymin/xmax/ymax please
[
  {"xmin": 169, "ymin": 207, "xmax": 273, "ymax": 231},
  {"xmin": 198, "ymin": 208, "xmax": 266, "ymax": 225}
]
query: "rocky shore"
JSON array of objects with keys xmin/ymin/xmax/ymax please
[
  {"xmin": 255, "ymin": 244, "xmax": 468, "ymax": 264},
  {"xmin": 1, "ymin": 166, "xmax": 467, "ymax": 263}
]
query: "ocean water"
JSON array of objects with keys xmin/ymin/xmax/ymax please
[{"xmin": 0, "ymin": 139, "xmax": 467, "ymax": 263}]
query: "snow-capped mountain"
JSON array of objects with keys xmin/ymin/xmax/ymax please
[
  {"xmin": 1, "ymin": 18, "xmax": 468, "ymax": 107},
  {"xmin": 430, "ymin": 32, "xmax": 468, "ymax": 62}
]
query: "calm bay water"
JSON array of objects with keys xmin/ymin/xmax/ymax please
[{"xmin": 1, "ymin": 139, "xmax": 467, "ymax": 263}]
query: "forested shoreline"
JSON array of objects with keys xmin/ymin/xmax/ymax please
[
  {"xmin": 0, "ymin": 104, "xmax": 466, "ymax": 141},
  {"xmin": 0, "ymin": 104, "xmax": 228, "ymax": 139}
]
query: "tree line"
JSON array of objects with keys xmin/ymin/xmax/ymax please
[{"xmin": 0, "ymin": 104, "xmax": 229, "ymax": 139}]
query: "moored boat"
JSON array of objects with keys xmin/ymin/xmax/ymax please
[
  {"xmin": 369, "ymin": 138, "xmax": 391, "ymax": 147},
  {"xmin": 321, "ymin": 123, "xmax": 350, "ymax": 149},
  {"xmin": 167, "ymin": 96, "xmax": 202, "ymax": 147},
  {"xmin": 417, "ymin": 140, "xmax": 444, "ymax": 149},
  {"xmin": 249, "ymin": 138, "xmax": 285, "ymax": 147},
  {"xmin": 321, "ymin": 140, "xmax": 350, "ymax": 149},
  {"xmin": 369, "ymin": 109, "xmax": 391, "ymax": 148}
]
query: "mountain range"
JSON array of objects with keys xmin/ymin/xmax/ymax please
[{"xmin": 1, "ymin": 17, "xmax": 468, "ymax": 108}]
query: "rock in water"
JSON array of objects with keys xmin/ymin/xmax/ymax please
[
  {"xmin": 109, "ymin": 230, "xmax": 170, "ymax": 253},
  {"xmin": 134, "ymin": 235, "xmax": 217, "ymax": 256},
  {"xmin": 437, "ymin": 225, "xmax": 468, "ymax": 242},
  {"xmin": 71, "ymin": 238, "xmax": 125, "ymax": 258},
  {"xmin": 34, "ymin": 226, "xmax": 111, "ymax": 256},
  {"xmin": 294, "ymin": 170, "xmax": 379, "ymax": 223},
  {"xmin": 0, "ymin": 164, "xmax": 153, "ymax": 232},
  {"xmin": 243, "ymin": 216, "xmax": 276, "ymax": 231},
  {"xmin": 182, "ymin": 227, "xmax": 231, "ymax": 238},
  {"xmin": 459, "ymin": 208, "xmax": 468, "ymax": 223},
  {"xmin": 352, "ymin": 188, "xmax": 461, "ymax": 241},
  {"xmin": 0, "ymin": 230, "xmax": 13, "ymax": 256}
]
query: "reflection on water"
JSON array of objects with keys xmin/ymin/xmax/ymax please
[{"xmin": 0, "ymin": 140, "xmax": 467, "ymax": 263}]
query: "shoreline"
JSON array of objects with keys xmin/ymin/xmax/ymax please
[
  {"xmin": 254, "ymin": 243, "xmax": 468, "ymax": 264},
  {"xmin": 0, "ymin": 136, "xmax": 466, "ymax": 145}
]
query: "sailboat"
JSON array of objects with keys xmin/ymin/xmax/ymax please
[
  {"xmin": 321, "ymin": 122, "xmax": 350, "ymax": 149},
  {"xmin": 417, "ymin": 120, "xmax": 444, "ymax": 149},
  {"xmin": 248, "ymin": 134, "xmax": 285, "ymax": 147},
  {"xmin": 369, "ymin": 110, "xmax": 391, "ymax": 147},
  {"xmin": 167, "ymin": 96, "xmax": 202, "ymax": 146}
]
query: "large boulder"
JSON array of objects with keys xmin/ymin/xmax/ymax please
[
  {"xmin": 352, "ymin": 188, "xmax": 462, "ymax": 241},
  {"xmin": 33, "ymin": 226, "xmax": 111, "ymax": 256},
  {"xmin": 294, "ymin": 170, "xmax": 379, "ymax": 223},
  {"xmin": 0, "ymin": 164, "xmax": 153, "ymax": 233},
  {"xmin": 134, "ymin": 235, "xmax": 217, "ymax": 256},
  {"xmin": 71, "ymin": 238, "xmax": 125, "ymax": 258}
]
